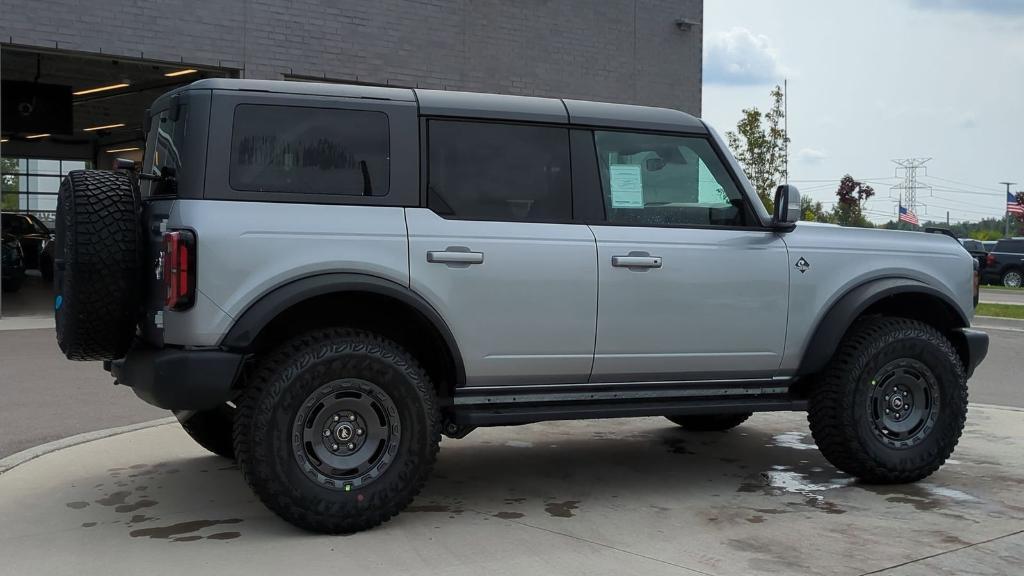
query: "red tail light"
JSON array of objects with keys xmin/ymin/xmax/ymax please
[
  {"xmin": 163, "ymin": 230, "xmax": 196, "ymax": 310},
  {"xmin": 987, "ymin": 253, "xmax": 996, "ymax": 266}
]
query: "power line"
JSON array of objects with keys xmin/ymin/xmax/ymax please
[{"xmin": 925, "ymin": 175, "xmax": 1005, "ymax": 193}]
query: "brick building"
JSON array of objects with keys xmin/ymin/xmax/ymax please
[{"xmin": 1, "ymin": 0, "xmax": 702, "ymax": 215}]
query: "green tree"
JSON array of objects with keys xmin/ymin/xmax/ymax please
[
  {"xmin": 831, "ymin": 175, "xmax": 875, "ymax": 228},
  {"xmin": 800, "ymin": 195, "xmax": 832, "ymax": 223},
  {"xmin": 1, "ymin": 157, "xmax": 20, "ymax": 211},
  {"xmin": 725, "ymin": 85, "xmax": 789, "ymax": 212}
]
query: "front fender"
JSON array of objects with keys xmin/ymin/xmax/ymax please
[{"xmin": 795, "ymin": 277, "xmax": 969, "ymax": 377}]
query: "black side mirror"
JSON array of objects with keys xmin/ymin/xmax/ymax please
[{"xmin": 773, "ymin": 184, "xmax": 801, "ymax": 230}]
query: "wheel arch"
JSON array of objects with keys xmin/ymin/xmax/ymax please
[
  {"xmin": 220, "ymin": 273, "xmax": 466, "ymax": 399},
  {"xmin": 796, "ymin": 277, "xmax": 969, "ymax": 377}
]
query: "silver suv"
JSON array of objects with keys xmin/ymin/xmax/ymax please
[{"xmin": 53, "ymin": 79, "xmax": 988, "ymax": 534}]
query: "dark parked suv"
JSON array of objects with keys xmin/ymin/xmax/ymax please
[{"xmin": 982, "ymin": 239, "xmax": 1024, "ymax": 287}]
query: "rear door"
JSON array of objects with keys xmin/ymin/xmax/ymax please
[
  {"xmin": 406, "ymin": 120, "xmax": 597, "ymax": 387},
  {"xmin": 583, "ymin": 129, "xmax": 790, "ymax": 382}
]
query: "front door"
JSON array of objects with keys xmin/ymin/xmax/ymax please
[{"xmin": 585, "ymin": 129, "xmax": 789, "ymax": 382}]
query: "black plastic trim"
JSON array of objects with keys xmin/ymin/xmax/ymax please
[
  {"xmin": 951, "ymin": 328, "xmax": 989, "ymax": 378},
  {"xmin": 796, "ymin": 277, "xmax": 970, "ymax": 376},
  {"xmin": 220, "ymin": 273, "xmax": 466, "ymax": 388},
  {"xmin": 111, "ymin": 346, "xmax": 242, "ymax": 410}
]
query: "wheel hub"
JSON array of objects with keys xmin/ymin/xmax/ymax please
[
  {"xmin": 292, "ymin": 379, "xmax": 401, "ymax": 491},
  {"xmin": 868, "ymin": 359, "xmax": 939, "ymax": 448}
]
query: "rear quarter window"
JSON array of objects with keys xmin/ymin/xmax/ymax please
[
  {"xmin": 229, "ymin": 104, "xmax": 389, "ymax": 196},
  {"xmin": 996, "ymin": 240, "xmax": 1024, "ymax": 253}
]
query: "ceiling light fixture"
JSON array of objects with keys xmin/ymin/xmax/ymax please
[
  {"xmin": 106, "ymin": 147, "xmax": 140, "ymax": 153},
  {"xmin": 83, "ymin": 123, "xmax": 126, "ymax": 132},
  {"xmin": 73, "ymin": 82, "xmax": 130, "ymax": 96},
  {"xmin": 164, "ymin": 69, "xmax": 198, "ymax": 77},
  {"xmin": 26, "ymin": 133, "xmax": 51, "ymax": 139}
]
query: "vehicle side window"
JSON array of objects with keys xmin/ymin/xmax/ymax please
[
  {"xmin": 427, "ymin": 120, "xmax": 571, "ymax": 222},
  {"xmin": 229, "ymin": 104, "xmax": 389, "ymax": 196},
  {"xmin": 593, "ymin": 131, "xmax": 749, "ymax": 227}
]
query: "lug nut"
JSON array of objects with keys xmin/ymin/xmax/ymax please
[
  {"xmin": 331, "ymin": 443, "xmax": 339, "ymax": 451},
  {"xmin": 349, "ymin": 414, "xmax": 356, "ymax": 422},
  {"xmin": 356, "ymin": 429, "xmax": 364, "ymax": 436},
  {"xmin": 322, "ymin": 429, "xmax": 331, "ymax": 437},
  {"xmin": 347, "ymin": 442, "xmax": 355, "ymax": 450},
  {"xmin": 333, "ymin": 414, "xmax": 340, "ymax": 422}
]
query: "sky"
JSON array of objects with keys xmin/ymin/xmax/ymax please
[{"xmin": 701, "ymin": 0, "xmax": 1024, "ymax": 224}]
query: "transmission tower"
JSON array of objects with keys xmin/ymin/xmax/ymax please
[{"xmin": 890, "ymin": 158, "xmax": 932, "ymax": 218}]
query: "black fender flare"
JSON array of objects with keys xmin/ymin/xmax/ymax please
[
  {"xmin": 795, "ymin": 277, "xmax": 968, "ymax": 376},
  {"xmin": 220, "ymin": 273, "xmax": 466, "ymax": 387}
]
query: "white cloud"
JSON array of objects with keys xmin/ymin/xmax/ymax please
[
  {"xmin": 798, "ymin": 148, "xmax": 829, "ymax": 164},
  {"xmin": 704, "ymin": 27, "xmax": 787, "ymax": 85}
]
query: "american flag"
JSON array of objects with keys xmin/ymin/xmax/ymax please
[
  {"xmin": 899, "ymin": 205, "xmax": 919, "ymax": 225},
  {"xmin": 1008, "ymin": 192, "xmax": 1024, "ymax": 216}
]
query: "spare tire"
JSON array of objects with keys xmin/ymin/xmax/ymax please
[{"xmin": 55, "ymin": 170, "xmax": 141, "ymax": 360}]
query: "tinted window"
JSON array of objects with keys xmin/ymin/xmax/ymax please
[
  {"xmin": 143, "ymin": 106, "xmax": 189, "ymax": 197},
  {"xmin": 996, "ymin": 240, "xmax": 1024, "ymax": 253},
  {"xmin": 428, "ymin": 121, "xmax": 571, "ymax": 221},
  {"xmin": 230, "ymin": 105, "xmax": 388, "ymax": 196},
  {"xmin": 593, "ymin": 131, "xmax": 748, "ymax": 227}
]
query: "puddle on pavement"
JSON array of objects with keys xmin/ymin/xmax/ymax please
[
  {"xmin": 544, "ymin": 500, "xmax": 580, "ymax": 518},
  {"xmin": 130, "ymin": 518, "xmax": 243, "ymax": 540},
  {"xmin": 738, "ymin": 464, "xmax": 852, "ymax": 515},
  {"xmin": 493, "ymin": 511, "xmax": 525, "ymax": 519},
  {"xmin": 771, "ymin": 432, "xmax": 818, "ymax": 451}
]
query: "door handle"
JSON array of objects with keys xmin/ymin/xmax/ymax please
[
  {"xmin": 427, "ymin": 249, "xmax": 484, "ymax": 265},
  {"xmin": 611, "ymin": 255, "xmax": 662, "ymax": 268}
]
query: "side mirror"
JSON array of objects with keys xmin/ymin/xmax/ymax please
[{"xmin": 772, "ymin": 184, "xmax": 801, "ymax": 230}]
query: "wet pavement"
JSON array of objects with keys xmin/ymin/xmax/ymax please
[{"xmin": 1, "ymin": 407, "xmax": 1023, "ymax": 575}]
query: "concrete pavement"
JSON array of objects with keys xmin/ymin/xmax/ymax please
[{"xmin": 1, "ymin": 407, "xmax": 1023, "ymax": 576}]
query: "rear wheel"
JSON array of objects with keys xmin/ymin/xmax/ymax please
[
  {"xmin": 175, "ymin": 404, "xmax": 236, "ymax": 459},
  {"xmin": 666, "ymin": 413, "xmax": 751, "ymax": 431},
  {"xmin": 1002, "ymin": 269, "xmax": 1022, "ymax": 288},
  {"xmin": 808, "ymin": 317, "xmax": 967, "ymax": 484},
  {"xmin": 233, "ymin": 328, "xmax": 440, "ymax": 534}
]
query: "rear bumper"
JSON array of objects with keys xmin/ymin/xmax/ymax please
[
  {"xmin": 953, "ymin": 328, "xmax": 989, "ymax": 379},
  {"xmin": 110, "ymin": 346, "xmax": 243, "ymax": 410}
]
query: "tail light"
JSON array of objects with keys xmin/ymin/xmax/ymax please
[
  {"xmin": 162, "ymin": 230, "xmax": 196, "ymax": 310},
  {"xmin": 986, "ymin": 253, "xmax": 996, "ymax": 266}
]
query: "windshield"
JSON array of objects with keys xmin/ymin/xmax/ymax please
[{"xmin": 141, "ymin": 104, "xmax": 189, "ymax": 197}]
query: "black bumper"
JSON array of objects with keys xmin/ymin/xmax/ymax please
[
  {"xmin": 110, "ymin": 346, "xmax": 243, "ymax": 410},
  {"xmin": 953, "ymin": 328, "xmax": 989, "ymax": 379}
]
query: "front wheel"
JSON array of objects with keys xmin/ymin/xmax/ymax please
[
  {"xmin": 808, "ymin": 317, "xmax": 967, "ymax": 484},
  {"xmin": 233, "ymin": 328, "xmax": 440, "ymax": 534}
]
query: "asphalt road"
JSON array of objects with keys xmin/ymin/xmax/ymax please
[
  {"xmin": 2, "ymin": 320, "xmax": 1021, "ymax": 459},
  {"xmin": 980, "ymin": 287, "xmax": 1024, "ymax": 305},
  {"xmin": 0, "ymin": 328, "xmax": 167, "ymax": 458}
]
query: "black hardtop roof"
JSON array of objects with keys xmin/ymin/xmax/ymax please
[{"xmin": 168, "ymin": 78, "xmax": 707, "ymax": 133}]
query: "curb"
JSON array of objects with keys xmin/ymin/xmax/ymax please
[{"xmin": 0, "ymin": 417, "xmax": 177, "ymax": 475}]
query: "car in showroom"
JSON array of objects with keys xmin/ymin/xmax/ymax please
[
  {"xmin": 1, "ymin": 232, "xmax": 26, "ymax": 293},
  {"xmin": 1, "ymin": 212, "xmax": 55, "ymax": 281}
]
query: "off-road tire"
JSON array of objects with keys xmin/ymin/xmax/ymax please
[
  {"xmin": 233, "ymin": 328, "xmax": 440, "ymax": 534},
  {"xmin": 808, "ymin": 316, "xmax": 967, "ymax": 484},
  {"xmin": 666, "ymin": 413, "xmax": 752, "ymax": 431},
  {"xmin": 54, "ymin": 170, "xmax": 140, "ymax": 360},
  {"xmin": 175, "ymin": 404, "xmax": 236, "ymax": 459}
]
